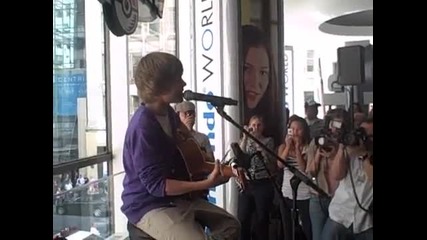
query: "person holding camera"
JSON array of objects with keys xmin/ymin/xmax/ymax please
[
  {"xmin": 306, "ymin": 109, "xmax": 351, "ymax": 240},
  {"xmin": 277, "ymin": 115, "xmax": 312, "ymax": 240},
  {"xmin": 321, "ymin": 118, "xmax": 373, "ymax": 240},
  {"xmin": 238, "ymin": 114, "xmax": 276, "ymax": 240}
]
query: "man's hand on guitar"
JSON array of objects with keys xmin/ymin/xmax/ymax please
[{"xmin": 206, "ymin": 160, "xmax": 231, "ymax": 188}]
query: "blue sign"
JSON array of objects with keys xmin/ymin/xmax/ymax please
[
  {"xmin": 53, "ymin": 73, "xmax": 87, "ymax": 116},
  {"xmin": 207, "ymin": 187, "xmax": 216, "ymax": 204}
]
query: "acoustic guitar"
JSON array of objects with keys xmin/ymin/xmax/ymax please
[{"xmin": 175, "ymin": 123, "xmax": 247, "ymax": 199}]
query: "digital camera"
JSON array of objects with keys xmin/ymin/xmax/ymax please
[
  {"xmin": 314, "ymin": 119, "xmax": 343, "ymax": 151},
  {"xmin": 339, "ymin": 127, "xmax": 368, "ymax": 146},
  {"xmin": 314, "ymin": 130, "xmax": 336, "ymax": 152}
]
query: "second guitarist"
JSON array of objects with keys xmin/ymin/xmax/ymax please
[{"xmin": 237, "ymin": 114, "xmax": 277, "ymax": 240}]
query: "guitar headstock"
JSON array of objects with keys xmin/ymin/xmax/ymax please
[{"xmin": 232, "ymin": 167, "xmax": 249, "ymax": 192}]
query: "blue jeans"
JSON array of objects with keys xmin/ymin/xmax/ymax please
[
  {"xmin": 309, "ymin": 197, "xmax": 331, "ymax": 240},
  {"xmin": 322, "ymin": 218, "xmax": 373, "ymax": 240}
]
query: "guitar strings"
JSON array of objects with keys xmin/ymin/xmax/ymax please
[{"xmin": 221, "ymin": 148, "xmax": 232, "ymax": 164}]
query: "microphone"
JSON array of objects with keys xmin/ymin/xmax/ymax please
[{"xmin": 183, "ymin": 90, "xmax": 238, "ymax": 106}]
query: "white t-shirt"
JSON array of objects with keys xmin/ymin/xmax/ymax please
[
  {"xmin": 191, "ymin": 131, "xmax": 214, "ymax": 158},
  {"xmin": 328, "ymin": 155, "xmax": 373, "ymax": 233},
  {"xmin": 156, "ymin": 114, "xmax": 172, "ymax": 138},
  {"xmin": 281, "ymin": 146, "xmax": 311, "ymax": 200}
]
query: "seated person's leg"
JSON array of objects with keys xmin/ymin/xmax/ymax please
[
  {"xmin": 193, "ymin": 199, "xmax": 241, "ymax": 240},
  {"xmin": 128, "ymin": 221, "xmax": 155, "ymax": 239},
  {"xmin": 135, "ymin": 200, "xmax": 206, "ymax": 240}
]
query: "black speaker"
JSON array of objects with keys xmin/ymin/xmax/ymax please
[
  {"xmin": 337, "ymin": 45, "xmax": 365, "ymax": 86},
  {"xmin": 364, "ymin": 45, "xmax": 373, "ymax": 83}
]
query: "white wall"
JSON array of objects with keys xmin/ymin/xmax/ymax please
[
  {"xmin": 109, "ymin": 33, "xmax": 130, "ymax": 234},
  {"xmin": 284, "ymin": 8, "xmax": 373, "ymax": 118},
  {"xmin": 85, "ymin": 0, "xmax": 106, "ymax": 133},
  {"xmin": 177, "ymin": 0, "xmax": 195, "ymax": 92}
]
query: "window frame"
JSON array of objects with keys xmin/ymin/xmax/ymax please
[{"xmin": 53, "ymin": 13, "xmax": 113, "ymax": 176}]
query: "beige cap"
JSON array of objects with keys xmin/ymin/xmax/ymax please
[{"xmin": 175, "ymin": 101, "xmax": 195, "ymax": 112}]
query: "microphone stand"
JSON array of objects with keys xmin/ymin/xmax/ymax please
[
  {"xmin": 252, "ymin": 151, "xmax": 306, "ymax": 240},
  {"xmin": 290, "ymin": 176, "xmax": 306, "ymax": 240},
  {"xmin": 214, "ymin": 104, "xmax": 329, "ymax": 240}
]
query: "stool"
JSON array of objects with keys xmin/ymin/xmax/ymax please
[{"xmin": 127, "ymin": 222, "xmax": 155, "ymax": 240}]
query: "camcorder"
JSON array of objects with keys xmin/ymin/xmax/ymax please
[
  {"xmin": 342, "ymin": 127, "xmax": 373, "ymax": 165},
  {"xmin": 341, "ymin": 127, "xmax": 369, "ymax": 147},
  {"xmin": 315, "ymin": 119, "xmax": 371, "ymax": 153},
  {"xmin": 314, "ymin": 119, "xmax": 343, "ymax": 151},
  {"xmin": 314, "ymin": 129, "xmax": 336, "ymax": 152}
]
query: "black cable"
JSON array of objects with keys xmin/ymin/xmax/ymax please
[{"xmin": 345, "ymin": 149, "xmax": 371, "ymax": 213}]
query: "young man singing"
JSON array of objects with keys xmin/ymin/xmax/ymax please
[{"xmin": 121, "ymin": 52, "xmax": 240, "ymax": 240}]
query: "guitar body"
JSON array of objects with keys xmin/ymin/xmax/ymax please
[
  {"xmin": 175, "ymin": 123, "xmax": 245, "ymax": 199},
  {"xmin": 177, "ymin": 138, "xmax": 213, "ymax": 180}
]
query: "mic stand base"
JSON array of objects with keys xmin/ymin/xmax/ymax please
[{"xmin": 254, "ymin": 151, "xmax": 306, "ymax": 240}]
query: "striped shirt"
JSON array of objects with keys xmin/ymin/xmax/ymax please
[
  {"xmin": 281, "ymin": 146, "xmax": 311, "ymax": 200},
  {"xmin": 243, "ymin": 137, "xmax": 276, "ymax": 180}
]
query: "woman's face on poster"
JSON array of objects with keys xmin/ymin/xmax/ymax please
[{"xmin": 244, "ymin": 47, "xmax": 270, "ymax": 109}]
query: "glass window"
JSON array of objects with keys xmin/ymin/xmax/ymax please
[
  {"xmin": 53, "ymin": 162, "xmax": 112, "ymax": 237},
  {"xmin": 53, "ymin": 0, "xmax": 107, "ymax": 165},
  {"xmin": 127, "ymin": 0, "xmax": 177, "ymax": 116},
  {"xmin": 53, "ymin": 0, "xmax": 112, "ymax": 238}
]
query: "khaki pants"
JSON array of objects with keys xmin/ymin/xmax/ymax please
[{"xmin": 135, "ymin": 198, "xmax": 240, "ymax": 240}]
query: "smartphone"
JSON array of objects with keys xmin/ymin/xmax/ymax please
[
  {"xmin": 287, "ymin": 128, "xmax": 293, "ymax": 136},
  {"xmin": 329, "ymin": 120, "xmax": 342, "ymax": 129}
]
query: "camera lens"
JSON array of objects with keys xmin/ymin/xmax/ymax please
[{"xmin": 318, "ymin": 137, "xmax": 326, "ymax": 146}]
